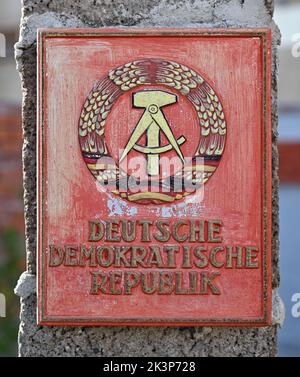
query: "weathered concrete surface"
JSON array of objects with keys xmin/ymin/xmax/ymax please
[{"xmin": 15, "ymin": 0, "xmax": 281, "ymax": 357}]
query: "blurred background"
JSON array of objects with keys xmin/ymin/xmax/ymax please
[
  {"xmin": 0, "ymin": 0, "xmax": 299, "ymax": 356},
  {"xmin": 274, "ymin": 0, "xmax": 300, "ymax": 357},
  {"xmin": 0, "ymin": 0, "xmax": 24, "ymax": 357}
]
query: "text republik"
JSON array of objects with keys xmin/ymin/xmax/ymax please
[{"xmin": 48, "ymin": 219, "xmax": 260, "ymax": 296}]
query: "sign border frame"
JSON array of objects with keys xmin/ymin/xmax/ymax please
[{"xmin": 37, "ymin": 28, "xmax": 272, "ymax": 326}]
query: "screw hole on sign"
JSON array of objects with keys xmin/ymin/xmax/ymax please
[{"xmin": 78, "ymin": 59, "xmax": 227, "ymax": 204}]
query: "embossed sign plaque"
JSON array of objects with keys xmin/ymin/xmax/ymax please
[{"xmin": 37, "ymin": 29, "xmax": 272, "ymax": 325}]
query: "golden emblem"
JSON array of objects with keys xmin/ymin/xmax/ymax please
[
  {"xmin": 79, "ymin": 59, "xmax": 227, "ymax": 204},
  {"xmin": 120, "ymin": 90, "xmax": 185, "ymax": 176}
]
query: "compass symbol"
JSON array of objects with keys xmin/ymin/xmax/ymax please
[{"xmin": 119, "ymin": 90, "xmax": 186, "ymax": 176}]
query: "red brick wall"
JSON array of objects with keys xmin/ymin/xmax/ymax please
[
  {"xmin": 0, "ymin": 103, "xmax": 24, "ymax": 233},
  {"xmin": 278, "ymin": 143, "xmax": 300, "ymax": 183}
]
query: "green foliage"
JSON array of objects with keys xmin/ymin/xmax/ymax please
[{"xmin": 0, "ymin": 229, "xmax": 25, "ymax": 356}]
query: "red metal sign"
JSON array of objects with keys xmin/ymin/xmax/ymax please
[{"xmin": 37, "ymin": 28, "xmax": 272, "ymax": 326}]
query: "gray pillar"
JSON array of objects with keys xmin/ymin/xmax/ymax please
[{"xmin": 15, "ymin": 0, "xmax": 282, "ymax": 357}]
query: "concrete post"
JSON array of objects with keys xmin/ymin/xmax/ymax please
[{"xmin": 15, "ymin": 0, "xmax": 282, "ymax": 357}]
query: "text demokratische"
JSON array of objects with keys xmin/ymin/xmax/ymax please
[{"xmin": 48, "ymin": 219, "xmax": 260, "ymax": 296}]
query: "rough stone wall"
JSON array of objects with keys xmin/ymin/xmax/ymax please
[{"xmin": 15, "ymin": 0, "xmax": 282, "ymax": 357}]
